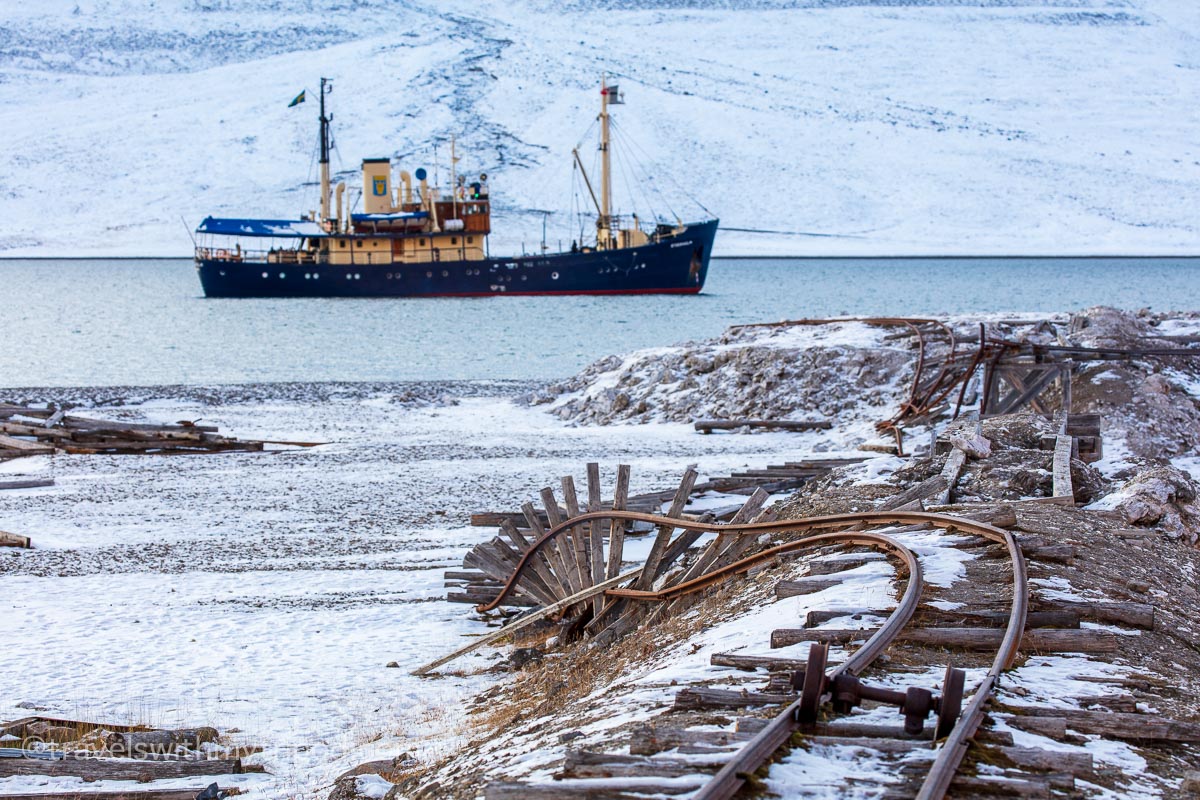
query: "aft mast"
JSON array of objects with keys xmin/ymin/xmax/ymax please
[
  {"xmin": 319, "ymin": 77, "xmax": 332, "ymax": 226},
  {"xmin": 599, "ymin": 75, "xmax": 612, "ymax": 249}
]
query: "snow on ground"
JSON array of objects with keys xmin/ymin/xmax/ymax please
[
  {"xmin": 0, "ymin": 389, "xmax": 854, "ymax": 797},
  {"xmin": 1, "ymin": 0, "xmax": 1198, "ymax": 257}
]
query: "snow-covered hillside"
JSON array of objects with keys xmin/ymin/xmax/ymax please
[{"xmin": 1, "ymin": 0, "xmax": 1198, "ymax": 256}]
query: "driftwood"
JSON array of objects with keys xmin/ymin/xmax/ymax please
[
  {"xmin": 0, "ymin": 478, "xmax": 54, "ymax": 490},
  {"xmin": 0, "ymin": 531, "xmax": 31, "ymax": 548},
  {"xmin": 0, "ymin": 752, "xmax": 244, "ymax": 781},
  {"xmin": 0, "ymin": 404, "xmax": 314, "ymax": 459},
  {"xmin": 770, "ymin": 626, "xmax": 1118, "ymax": 653}
]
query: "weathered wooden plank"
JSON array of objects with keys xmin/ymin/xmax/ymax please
[
  {"xmin": 560, "ymin": 475, "xmax": 592, "ymax": 601},
  {"xmin": 0, "ymin": 434, "xmax": 53, "ymax": 454},
  {"xmin": 710, "ymin": 652, "xmax": 807, "ymax": 671},
  {"xmin": 1007, "ymin": 710, "xmax": 1200, "ymax": 742},
  {"xmin": 1052, "ymin": 435, "xmax": 1074, "ymax": 501},
  {"xmin": 0, "ymin": 478, "xmax": 54, "ymax": 490},
  {"xmin": 412, "ymin": 567, "xmax": 643, "ymax": 675},
  {"xmin": 586, "ymin": 462, "xmax": 606, "ymax": 618},
  {"xmin": 635, "ymin": 467, "xmax": 698, "ymax": 591},
  {"xmin": 1038, "ymin": 600, "xmax": 1154, "ymax": 630},
  {"xmin": 486, "ymin": 779, "xmax": 702, "ymax": 799},
  {"xmin": 521, "ymin": 502, "xmax": 572, "ymax": 601},
  {"xmin": 775, "ymin": 576, "xmax": 844, "ymax": 598},
  {"xmin": 673, "ymin": 687, "xmax": 793, "ymax": 710},
  {"xmin": 539, "ymin": 485, "xmax": 577, "ymax": 596},
  {"xmin": 605, "ymin": 464, "xmax": 630, "ymax": 580},
  {"xmin": 627, "ymin": 723, "xmax": 752, "ymax": 755},
  {"xmin": 771, "ymin": 627, "xmax": 1118, "ymax": 653},
  {"xmin": 498, "ymin": 520, "xmax": 562, "ymax": 606},
  {"xmin": 0, "ymin": 791, "xmax": 222, "ymax": 800},
  {"xmin": 876, "ymin": 475, "xmax": 948, "ymax": 512},
  {"xmin": 803, "ymin": 608, "xmax": 1078, "ymax": 629},
  {"xmin": 0, "ymin": 753, "xmax": 244, "ymax": 780},
  {"xmin": 936, "ymin": 448, "xmax": 968, "ymax": 505},
  {"xmin": 694, "ymin": 418, "xmax": 832, "ymax": 433}
]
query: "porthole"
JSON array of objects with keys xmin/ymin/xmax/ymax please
[
  {"xmin": 313, "ymin": 273, "xmax": 319, "ymax": 279},
  {"xmin": 551, "ymin": 272, "xmax": 559, "ymax": 280},
  {"xmin": 442, "ymin": 270, "xmax": 449, "ymax": 277},
  {"xmin": 262, "ymin": 272, "xmax": 269, "ymax": 279},
  {"xmin": 396, "ymin": 273, "xmax": 402, "ymax": 280},
  {"xmin": 355, "ymin": 273, "xmax": 361, "ymax": 280},
  {"xmin": 427, "ymin": 271, "xmax": 433, "ymax": 278},
  {"xmin": 521, "ymin": 274, "xmax": 527, "ymax": 281},
  {"xmin": 279, "ymin": 272, "xmax": 286, "ymax": 279},
  {"xmin": 304, "ymin": 273, "xmax": 311, "ymax": 280},
  {"xmin": 219, "ymin": 271, "xmax": 226, "ymax": 276},
  {"xmin": 386, "ymin": 273, "xmax": 393, "ymax": 279},
  {"xmin": 346, "ymin": 273, "xmax": 352, "ymax": 279}
]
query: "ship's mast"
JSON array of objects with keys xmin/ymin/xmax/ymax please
[
  {"xmin": 598, "ymin": 75, "xmax": 612, "ymax": 248},
  {"xmin": 319, "ymin": 77, "xmax": 332, "ymax": 224}
]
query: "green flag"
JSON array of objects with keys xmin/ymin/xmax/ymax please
[{"xmin": 287, "ymin": 90, "xmax": 306, "ymax": 108}]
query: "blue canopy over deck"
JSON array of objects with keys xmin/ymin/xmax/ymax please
[{"xmin": 196, "ymin": 217, "xmax": 328, "ymax": 238}]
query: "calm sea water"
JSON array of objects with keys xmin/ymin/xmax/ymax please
[{"xmin": 2, "ymin": 256, "xmax": 1198, "ymax": 387}]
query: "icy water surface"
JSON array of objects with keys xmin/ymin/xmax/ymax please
[{"xmin": 2, "ymin": 256, "xmax": 1198, "ymax": 386}]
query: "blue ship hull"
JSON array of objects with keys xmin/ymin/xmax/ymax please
[{"xmin": 197, "ymin": 220, "xmax": 717, "ymax": 298}]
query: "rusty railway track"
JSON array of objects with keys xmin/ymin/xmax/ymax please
[{"xmin": 477, "ymin": 509, "xmax": 1029, "ymax": 799}]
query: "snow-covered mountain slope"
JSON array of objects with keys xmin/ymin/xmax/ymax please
[{"xmin": 1, "ymin": 0, "xmax": 1197, "ymax": 256}]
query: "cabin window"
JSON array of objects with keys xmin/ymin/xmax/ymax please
[
  {"xmin": 339, "ymin": 240, "xmax": 347, "ymax": 248},
  {"xmin": 451, "ymin": 237, "xmax": 458, "ymax": 245},
  {"xmin": 419, "ymin": 238, "xmax": 426, "ymax": 246},
  {"xmin": 467, "ymin": 236, "xmax": 474, "ymax": 244}
]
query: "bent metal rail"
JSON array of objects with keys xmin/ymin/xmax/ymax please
[{"xmin": 478, "ymin": 509, "xmax": 1029, "ymax": 799}]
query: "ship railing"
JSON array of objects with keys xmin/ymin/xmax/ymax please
[{"xmin": 195, "ymin": 246, "xmax": 318, "ymax": 265}]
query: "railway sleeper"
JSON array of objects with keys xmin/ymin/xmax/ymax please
[
  {"xmin": 803, "ymin": 608, "xmax": 1080, "ymax": 629},
  {"xmin": 770, "ymin": 626, "xmax": 1119, "ymax": 653}
]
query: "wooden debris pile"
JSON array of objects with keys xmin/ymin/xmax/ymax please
[
  {"xmin": 0, "ymin": 403, "xmax": 313, "ymax": 458},
  {"xmin": 0, "ymin": 714, "xmax": 263, "ymax": 795},
  {"xmin": 446, "ymin": 460, "xmax": 863, "ymax": 644}
]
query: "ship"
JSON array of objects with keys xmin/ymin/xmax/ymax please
[{"xmin": 194, "ymin": 77, "xmax": 718, "ymax": 298}]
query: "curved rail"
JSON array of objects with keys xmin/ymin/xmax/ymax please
[
  {"xmin": 916, "ymin": 524, "xmax": 1028, "ymax": 799},
  {"xmin": 476, "ymin": 508, "xmax": 1027, "ymax": 800},
  {"xmin": 692, "ymin": 531, "xmax": 924, "ymax": 800}
]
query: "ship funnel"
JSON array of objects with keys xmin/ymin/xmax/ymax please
[
  {"xmin": 362, "ymin": 158, "xmax": 393, "ymax": 214},
  {"xmin": 396, "ymin": 170, "xmax": 413, "ymax": 207}
]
